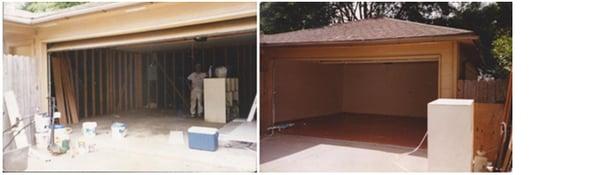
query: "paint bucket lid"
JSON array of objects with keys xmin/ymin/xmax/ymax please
[
  {"xmin": 111, "ymin": 122, "xmax": 127, "ymax": 130},
  {"xmin": 53, "ymin": 124, "xmax": 65, "ymax": 129},
  {"xmin": 83, "ymin": 122, "xmax": 97, "ymax": 128}
]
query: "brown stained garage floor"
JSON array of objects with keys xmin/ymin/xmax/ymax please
[{"xmin": 278, "ymin": 113, "xmax": 428, "ymax": 149}]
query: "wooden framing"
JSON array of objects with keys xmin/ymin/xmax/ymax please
[
  {"xmin": 91, "ymin": 49, "xmax": 97, "ymax": 116},
  {"xmin": 99, "ymin": 49, "xmax": 104, "ymax": 115},
  {"xmin": 134, "ymin": 53, "xmax": 143, "ymax": 108},
  {"xmin": 83, "ymin": 50, "xmax": 88, "ymax": 118}
]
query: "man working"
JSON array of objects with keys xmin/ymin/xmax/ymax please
[{"xmin": 187, "ymin": 64, "xmax": 207, "ymax": 117}]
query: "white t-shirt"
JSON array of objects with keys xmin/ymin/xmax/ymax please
[{"xmin": 187, "ymin": 72, "xmax": 207, "ymax": 90}]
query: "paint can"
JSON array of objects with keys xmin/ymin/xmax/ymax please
[
  {"xmin": 215, "ymin": 66, "xmax": 228, "ymax": 78},
  {"xmin": 53, "ymin": 125, "xmax": 72, "ymax": 152},
  {"xmin": 82, "ymin": 122, "xmax": 97, "ymax": 138},
  {"xmin": 34, "ymin": 132, "xmax": 50, "ymax": 149},
  {"xmin": 77, "ymin": 139, "xmax": 88, "ymax": 154},
  {"xmin": 34, "ymin": 114, "xmax": 50, "ymax": 133},
  {"xmin": 111, "ymin": 122, "xmax": 127, "ymax": 139}
]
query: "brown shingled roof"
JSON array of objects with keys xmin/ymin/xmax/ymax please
[{"xmin": 261, "ymin": 17, "xmax": 476, "ymax": 46}]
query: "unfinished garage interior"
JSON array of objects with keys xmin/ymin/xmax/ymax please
[
  {"xmin": 260, "ymin": 17, "xmax": 479, "ymax": 171},
  {"xmin": 3, "ymin": 2, "xmax": 257, "ymax": 171}
]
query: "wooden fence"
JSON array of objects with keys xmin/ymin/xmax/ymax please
[
  {"xmin": 473, "ymin": 103, "xmax": 505, "ymax": 164},
  {"xmin": 3, "ymin": 54, "xmax": 42, "ymax": 146},
  {"xmin": 457, "ymin": 79, "xmax": 508, "ymax": 103}
]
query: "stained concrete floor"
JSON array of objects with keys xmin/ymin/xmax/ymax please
[
  {"xmin": 260, "ymin": 134, "xmax": 427, "ymax": 172},
  {"xmin": 279, "ymin": 113, "xmax": 428, "ymax": 148},
  {"xmin": 24, "ymin": 110, "xmax": 256, "ymax": 172}
]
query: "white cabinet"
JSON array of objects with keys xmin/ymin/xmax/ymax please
[{"xmin": 204, "ymin": 78, "xmax": 239, "ymax": 123}]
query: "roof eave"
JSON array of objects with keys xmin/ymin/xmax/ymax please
[
  {"xmin": 261, "ymin": 33, "xmax": 479, "ymax": 48},
  {"xmin": 3, "ymin": 2, "xmax": 146, "ymax": 25}
]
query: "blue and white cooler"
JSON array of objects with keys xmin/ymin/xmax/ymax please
[{"xmin": 187, "ymin": 126, "xmax": 219, "ymax": 151}]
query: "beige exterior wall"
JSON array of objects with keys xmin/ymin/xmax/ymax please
[
  {"xmin": 3, "ymin": 2, "xmax": 257, "ymax": 112},
  {"xmin": 3, "ymin": 22, "xmax": 35, "ymax": 56}
]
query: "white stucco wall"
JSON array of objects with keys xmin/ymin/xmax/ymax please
[{"xmin": 427, "ymin": 98, "xmax": 474, "ymax": 172}]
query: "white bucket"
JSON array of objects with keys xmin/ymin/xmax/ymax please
[
  {"xmin": 111, "ymin": 122, "xmax": 127, "ymax": 139},
  {"xmin": 34, "ymin": 114, "xmax": 50, "ymax": 133},
  {"xmin": 215, "ymin": 66, "xmax": 228, "ymax": 78},
  {"xmin": 34, "ymin": 132, "xmax": 50, "ymax": 149},
  {"xmin": 82, "ymin": 122, "xmax": 97, "ymax": 138}
]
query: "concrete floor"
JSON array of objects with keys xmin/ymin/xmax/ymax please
[
  {"xmin": 260, "ymin": 134, "xmax": 427, "ymax": 172},
  {"xmin": 24, "ymin": 110, "xmax": 256, "ymax": 172}
]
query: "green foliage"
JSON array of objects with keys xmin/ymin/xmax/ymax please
[
  {"xmin": 260, "ymin": 2, "xmax": 333, "ymax": 34},
  {"xmin": 492, "ymin": 32, "xmax": 512, "ymax": 72},
  {"xmin": 449, "ymin": 2, "xmax": 512, "ymax": 77},
  {"xmin": 21, "ymin": 2, "xmax": 87, "ymax": 13}
]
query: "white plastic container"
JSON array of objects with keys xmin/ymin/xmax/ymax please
[
  {"xmin": 82, "ymin": 122, "xmax": 97, "ymax": 138},
  {"xmin": 111, "ymin": 122, "xmax": 127, "ymax": 139},
  {"xmin": 215, "ymin": 66, "xmax": 227, "ymax": 78},
  {"xmin": 34, "ymin": 114, "xmax": 50, "ymax": 133},
  {"xmin": 34, "ymin": 132, "xmax": 50, "ymax": 149}
]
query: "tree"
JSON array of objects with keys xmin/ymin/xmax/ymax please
[
  {"xmin": 330, "ymin": 2, "xmax": 398, "ymax": 23},
  {"xmin": 492, "ymin": 32, "xmax": 512, "ymax": 73},
  {"xmin": 260, "ymin": 2, "xmax": 333, "ymax": 34},
  {"xmin": 394, "ymin": 2, "xmax": 456, "ymax": 26},
  {"xmin": 449, "ymin": 2, "xmax": 512, "ymax": 77},
  {"xmin": 21, "ymin": 2, "xmax": 87, "ymax": 13}
]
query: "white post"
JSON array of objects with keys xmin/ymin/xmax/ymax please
[{"xmin": 427, "ymin": 98, "xmax": 474, "ymax": 172}]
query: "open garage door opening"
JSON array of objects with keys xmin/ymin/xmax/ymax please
[
  {"xmin": 49, "ymin": 33, "xmax": 257, "ymax": 124},
  {"xmin": 44, "ymin": 33, "xmax": 257, "ymax": 171},
  {"xmin": 269, "ymin": 59, "xmax": 438, "ymax": 149}
]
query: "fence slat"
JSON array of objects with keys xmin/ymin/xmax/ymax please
[
  {"xmin": 3, "ymin": 54, "xmax": 42, "ymax": 146},
  {"xmin": 457, "ymin": 79, "xmax": 508, "ymax": 103}
]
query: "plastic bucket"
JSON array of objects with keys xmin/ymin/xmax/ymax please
[
  {"xmin": 34, "ymin": 132, "xmax": 50, "ymax": 149},
  {"xmin": 82, "ymin": 122, "xmax": 97, "ymax": 138},
  {"xmin": 34, "ymin": 114, "xmax": 50, "ymax": 133},
  {"xmin": 111, "ymin": 122, "xmax": 127, "ymax": 139},
  {"xmin": 53, "ymin": 125, "xmax": 71, "ymax": 152}
]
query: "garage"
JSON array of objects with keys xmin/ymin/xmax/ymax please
[
  {"xmin": 259, "ymin": 17, "xmax": 478, "ymax": 171},
  {"xmin": 3, "ymin": 2, "xmax": 257, "ymax": 171}
]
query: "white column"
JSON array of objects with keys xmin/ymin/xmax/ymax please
[{"xmin": 427, "ymin": 98, "xmax": 474, "ymax": 172}]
